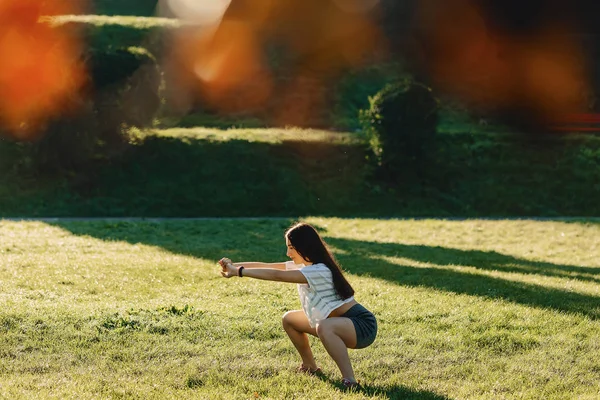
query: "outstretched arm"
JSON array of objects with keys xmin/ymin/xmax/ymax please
[
  {"xmin": 235, "ymin": 261, "xmax": 288, "ymax": 270},
  {"xmin": 239, "ymin": 268, "xmax": 307, "ymax": 283},
  {"xmin": 220, "ymin": 260, "xmax": 307, "ymax": 284},
  {"xmin": 219, "ymin": 258, "xmax": 287, "ymax": 271}
]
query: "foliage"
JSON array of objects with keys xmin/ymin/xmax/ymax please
[
  {"xmin": 50, "ymin": 15, "xmax": 178, "ymax": 55},
  {"xmin": 0, "ymin": 218, "xmax": 599, "ymax": 399},
  {"xmin": 360, "ymin": 79, "xmax": 439, "ymax": 180},
  {"xmin": 90, "ymin": 0, "xmax": 160, "ymax": 16},
  {"xmin": 332, "ymin": 63, "xmax": 406, "ymax": 132},
  {"xmin": 0, "ymin": 127, "xmax": 599, "ymax": 217},
  {"xmin": 15, "ymin": 16, "xmax": 171, "ymax": 176},
  {"xmin": 49, "ymin": 16, "xmax": 403, "ymax": 133},
  {"xmin": 26, "ymin": 47, "xmax": 161, "ymax": 175}
]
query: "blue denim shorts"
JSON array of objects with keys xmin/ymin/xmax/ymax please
[{"xmin": 341, "ymin": 303, "xmax": 377, "ymax": 349}]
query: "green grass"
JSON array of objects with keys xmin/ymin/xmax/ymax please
[{"xmin": 0, "ymin": 218, "xmax": 599, "ymax": 399}]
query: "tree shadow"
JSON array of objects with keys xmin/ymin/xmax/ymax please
[
  {"xmin": 47, "ymin": 219, "xmax": 298, "ymax": 264},
  {"xmin": 325, "ymin": 237, "xmax": 600, "ymax": 319},
  {"xmin": 332, "ymin": 238, "xmax": 600, "ymax": 283},
  {"xmin": 45, "ymin": 220, "xmax": 600, "ymax": 319}
]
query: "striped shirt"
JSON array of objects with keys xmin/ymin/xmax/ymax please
[{"xmin": 286, "ymin": 261, "xmax": 354, "ymax": 328}]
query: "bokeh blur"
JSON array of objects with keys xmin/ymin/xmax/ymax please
[
  {"xmin": 403, "ymin": 0, "xmax": 599, "ymax": 130},
  {"xmin": 0, "ymin": 0, "xmax": 87, "ymax": 137},
  {"xmin": 1, "ymin": 0, "xmax": 598, "ymax": 136},
  {"xmin": 160, "ymin": 0, "xmax": 386, "ymax": 126},
  {"xmin": 157, "ymin": 0, "xmax": 600, "ymax": 131},
  {"xmin": 0, "ymin": 0, "xmax": 598, "ymax": 218}
]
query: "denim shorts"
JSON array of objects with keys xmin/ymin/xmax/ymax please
[{"xmin": 341, "ymin": 303, "xmax": 377, "ymax": 349}]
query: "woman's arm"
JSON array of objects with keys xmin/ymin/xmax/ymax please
[
  {"xmin": 219, "ymin": 258, "xmax": 287, "ymax": 271},
  {"xmin": 232, "ymin": 261, "xmax": 288, "ymax": 270},
  {"xmin": 220, "ymin": 261, "xmax": 307, "ymax": 284},
  {"xmin": 240, "ymin": 268, "xmax": 307, "ymax": 283}
]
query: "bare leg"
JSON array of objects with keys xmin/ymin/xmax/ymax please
[
  {"xmin": 316, "ymin": 318, "xmax": 357, "ymax": 381},
  {"xmin": 282, "ymin": 310, "xmax": 318, "ymax": 370}
]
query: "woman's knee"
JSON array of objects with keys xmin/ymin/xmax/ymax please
[
  {"xmin": 315, "ymin": 321, "xmax": 332, "ymax": 338},
  {"xmin": 282, "ymin": 311, "xmax": 293, "ymax": 328},
  {"xmin": 283, "ymin": 311, "xmax": 317, "ymax": 336},
  {"xmin": 282, "ymin": 310, "xmax": 301, "ymax": 330}
]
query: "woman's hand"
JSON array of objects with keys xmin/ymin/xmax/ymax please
[
  {"xmin": 218, "ymin": 258, "xmax": 237, "ymax": 278},
  {"xmin": 218, "ymin": 257, "xmax": 231, "ymax": 271}
]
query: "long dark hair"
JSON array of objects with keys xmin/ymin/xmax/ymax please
[{"xmin": 285, "ymin": 222, "xmax": 354, "ymax": 300}]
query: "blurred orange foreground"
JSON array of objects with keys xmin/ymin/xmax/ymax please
[
  {"xmin": 0, "ymin": 0, "xmax": 86, "ymax": 138},
  {"xmin": 163, "ymin": 0, "xmax": 385, "ymax": 125},
  {"xmin": 415, "ymin": 0, "xmax": 591, "ymax": 129}
]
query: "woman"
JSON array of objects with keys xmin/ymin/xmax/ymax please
[{"xmin": 218, "ymin": 222, "xmax": 377, "ymax": 388}]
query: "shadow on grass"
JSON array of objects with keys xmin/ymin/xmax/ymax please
[
  {"xmin": 332, "ymin": 239, "xmax": 600, "ymax": 283},
  {"xmin": 357, "ymin": 384, "xmax": 450, "ymax": 400},
  {"xmin": 47, "ymin": 220, "xmax": 600, "ymax": 319},
  {"xmin": 326, "ymin": 237, "xmax": 600, "ymax": 319},
  {"xmin": 47, "ymin": 219, "xmax": 298, "ymax": 264},
  {"xmin": 315, "ymin": 373, "xmax": 449, "ymax": 400}
]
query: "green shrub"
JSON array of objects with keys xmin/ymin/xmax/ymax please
[
  {"xmin": 91, "ymin": 0, "xmax": 159, "ymax": 16},
  {"xmin": 332, "ymin": 64, "xmax": 405, "ymax": 131},
  {"xmin": 90, "ymin": 48, "xmax": 153, "ymax": 88},
  {"xmin": 361, "ymin": 79, "xmax": 439, "ymax": 178},
  {"xmin": 49, "ymin": 16, "xmax": 178, "ymax": 55},
  {"xmin": 30, "ymin": 47, "xmax": 161, "ymax": 174},
  {"xmin": 87, "ymin": 46, "xmax": 162, "ymax": 132},
  {"xmin": 17, "ymin": 17, "xmax": 171, "ymax": 175}
]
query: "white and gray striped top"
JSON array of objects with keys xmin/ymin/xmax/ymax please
[{"xmin": 286, "ymin": 261, "xmax": 354, "ymax": 328}]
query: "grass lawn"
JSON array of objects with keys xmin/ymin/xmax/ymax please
[{"xmin": 0, "ymin": 218, "xmax": 599, "ymax": 399}]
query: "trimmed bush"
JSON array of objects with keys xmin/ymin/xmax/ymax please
[
  {"xmin": 333, "ymin": 64, "xmax": 406, "ymax": 132},
  {"xmin": 49, "ymin": 16, "xmax": 179, "ymax": 55},
  {"xmin": 17, "ymin": 17, "xmax": 171, "ymax": 175},
  {"xmin": 361, "ymin": 79, "xmax": 439, "ymax": 178},
  {"xmin": 91, "ymin": 0, "xmax": 159, "ymax": 16},
  {"xmin": 87, "ymin": 46, "xmax": 162, "ymax": 131},
  {"xmin": 30, "ymin": 47, "xmax": 161, "ymax": 174}
]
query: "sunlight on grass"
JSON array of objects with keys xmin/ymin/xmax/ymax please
[
  {"xmin": 374, "ymin": 254, "xmax": 600, "ymax": 296},
  {"xmin": 49, "ymin": 15, "xmax": 181, "ymax": 28},
  {"xmin": 0, "ymin": 218, "xmax": 598, "ymax": 399},
  {"xmin": 152, "ymin": 127, "xmax": 362, "ymax": 144}
]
